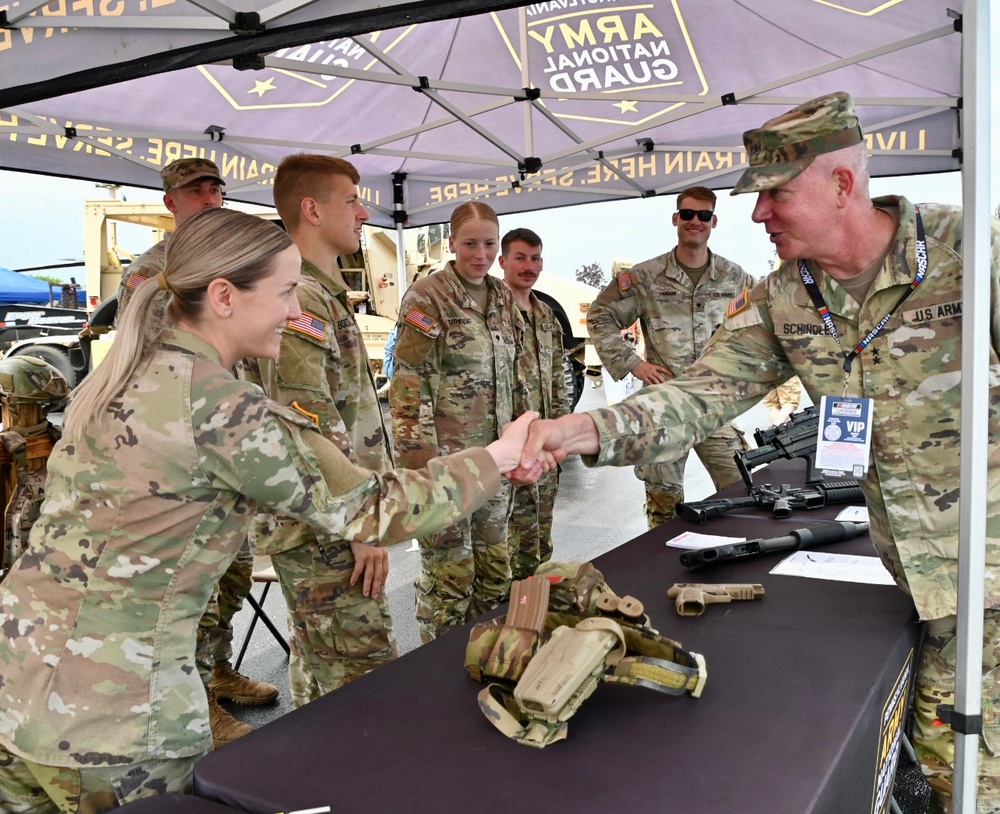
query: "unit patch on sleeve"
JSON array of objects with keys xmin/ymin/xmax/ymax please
[
  {"xmin": 725, "ymin": 288, "xmax": 751, "ymax": 318},
  {"xmin": 286, "ymin": 312, "xmax": 329, "ymax": 341}
]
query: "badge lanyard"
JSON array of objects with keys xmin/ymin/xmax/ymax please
[{"xmin": 796, "ymin": 207, "xmax": 927, "ymax": 395}]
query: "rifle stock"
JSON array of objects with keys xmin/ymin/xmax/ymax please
[{"xmin": 736, "ymin": 406, "xmax": 823, "ymax": 486}]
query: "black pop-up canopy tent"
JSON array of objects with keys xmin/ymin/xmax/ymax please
[{"xmin": 0, "ymin": 1, "xmax": 994, "ymax": 810}]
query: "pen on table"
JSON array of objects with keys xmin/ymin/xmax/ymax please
[{"xmin": 276, "ymin": 807, "xmax": 331, "ymax": 814}]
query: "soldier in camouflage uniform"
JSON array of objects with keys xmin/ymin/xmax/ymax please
[
  {"xmin": 0, "ymin": 209, "xmax": 538, "ymax": 812},
  {"xmin": 251, "ymin": 154, "xmax": 398, "ymax": 706},
  {"xmin": 115, "ymin": 158, "xmax": 224, "ymax": 319},
  {"xmin": 391, "ymin": 202, "xmax": 525, "ymax": 642},
  {"xmin": 499, "ymin": 228, "xmax": 572, "ymax": 579},
  {"xmin": 519, "ymin": 91, "xmax": 1000, "ymax": 814},
  {"xmin": 586, "ymin": 186, "xmax": 753, "ymax": 528},
  {"xmin": 113, "ymin": 158, "xmax": 275, "ymax": 749}
]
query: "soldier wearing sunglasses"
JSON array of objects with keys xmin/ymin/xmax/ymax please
[{"xmin": 586, "ymin": 186, "xmax": 754, "ymax": 528}]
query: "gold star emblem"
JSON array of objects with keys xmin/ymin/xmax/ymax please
[
  {"xmin": 249, "ymin": 77, "xmax": 277, "ymax": 98},
  {"xmin": 613, "ymin": 100, "xmax": 638, "ymax": 113}
]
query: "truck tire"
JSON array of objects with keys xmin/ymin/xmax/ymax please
[
  {"xmin": 563, "ymin": 354, "xmax": 584, "ymax": 412},
  {"xmin": 9, "ymin": 346, "xmax": 78, "ymax": 389}
]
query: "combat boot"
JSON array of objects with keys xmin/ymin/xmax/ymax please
[
  {"xmin": 207, "ymin": 689, "xmax": 252, "ymax": 749},
  {"xmin": 208, "ymin": 662, "xmax": 279, "ymax": 706}
]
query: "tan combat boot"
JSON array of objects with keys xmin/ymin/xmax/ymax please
[
  {"xmin": 207, "ymin": 689, "xmax": 253, "ymax": 749},
  {"xmin": 208, "ymin": 662, "xmax": 279, "ymax": 706}
]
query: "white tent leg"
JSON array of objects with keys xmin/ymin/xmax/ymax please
[{"xmin": 953, "ymin": 1, "xmax": 992, "ymax": 812}]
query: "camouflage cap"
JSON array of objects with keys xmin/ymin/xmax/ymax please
[
  {"xmin": 730, "ymin": 92, "xmax": 863, "ymax": 195},
  {"xmin": 160, "ymin": 158, "xmax": 225, "ymax": 192}
]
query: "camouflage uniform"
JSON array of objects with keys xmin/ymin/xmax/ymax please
[
  {"xmin": 0, "ymin": 328, "xmax": 501, "ymax": 811},
  {"xmin": 115, "ymin": 239, "xmax": 167, "ymax": 324},
  {"xmin": 390, "ymin": 261, "xmax": 523, "ymax": 641},
  {"xmin": 587, "ymin": 250, "xmax": 753, "ymax": 526},
  {"xmin": 583, "ymin": 197, "xmax": 1000, "ymax": 812},
  {"xmin": 252, "ymin": 260, "xmax": 397, "ymax": 706},
  {"xmin": 509, "ymin": 293, "xmax": 571, "ymax": 579},
  {"xmin": 761, "ymin": 375, "xmax": 802, "ymax": 414},
  {"xmin": 113, "ymin": 240, "xmax": 252, "ymax": 688}
]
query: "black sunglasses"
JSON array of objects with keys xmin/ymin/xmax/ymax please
[{"xmin": 677, "ymin": 209, "xmax": 715, "ymax": 222}]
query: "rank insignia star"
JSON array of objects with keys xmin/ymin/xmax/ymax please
[{"xmin": 871, "ymin": 349, "xmax": 882, "ymax": 365}]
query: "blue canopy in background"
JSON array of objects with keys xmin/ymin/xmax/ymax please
[{"xmin": 0, "ymin": 267, "xmax": 85, "ymax": 305}]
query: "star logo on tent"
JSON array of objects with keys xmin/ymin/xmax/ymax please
[
  {"xmin": 249, "ymin": 77, "xmax": 277, "ymax": 98},
  {"xmin": 613, "ymin": 100, "xmax": 638, "ymax": 113}
]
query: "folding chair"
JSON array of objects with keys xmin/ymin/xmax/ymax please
[{"xmin": 234, "ymin": 565, "xmax": 290, "ymax": 671}]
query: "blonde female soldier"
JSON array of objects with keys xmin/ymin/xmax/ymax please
[
  {"xmin": 0, "ymin": 208, "xmax": 541, "ymax": 813},
  {"xmin": 390, "ymin": 202, "xmax": 525, "ymax": 642}
]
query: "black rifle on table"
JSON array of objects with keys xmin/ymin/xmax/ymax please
[
  {"xmin": 679, "ymin": 521, "xmax": 869, "ymax": 571},
  {"xmin": 735, "ymin": 405, "xmax": 822, "ymax": 486},
  {"xmin": 676, "ymin": 480, "xmax": 864, "ymax": 524}
]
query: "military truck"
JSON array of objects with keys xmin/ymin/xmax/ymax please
[
  {"xmin": 2, "ymin": 198, "xmax": 266, "ymax": 387},
  {"xmin": 4, "ymin": 197, "xmax": 602, "ymax": 408}
]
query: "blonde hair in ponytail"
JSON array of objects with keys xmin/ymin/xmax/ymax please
[{"xmin": 63, "ymin": 209, "xmax": 292, "ymax": 441}]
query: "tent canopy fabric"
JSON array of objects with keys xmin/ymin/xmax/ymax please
[
  {"xmin": 0, "ymin": 267, "xmax": 56, "ymax": 304},
  {"xmin": 0, "ymin": 0, "xmax": 963, "ymax": 226}
]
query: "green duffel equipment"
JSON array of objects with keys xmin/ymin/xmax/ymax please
[{"xmin": 465, "ymin": 560, "xmax": 707, "ymax": 748}]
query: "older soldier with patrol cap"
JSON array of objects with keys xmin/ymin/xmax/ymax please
[
  {"xmin": 517, "ymin": 90, "xmax": 1000, "ymax": 813},
  {"xmin": 587, "ymin": 186, "xmax": 754, "ymax": 527},
  {"xmin": 115, "ymin": 158, "xmax": 278, "ymax": 748}
]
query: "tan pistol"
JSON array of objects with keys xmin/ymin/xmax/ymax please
[{"xmin": 666, "ymin": 583, "xmax": 765, "ymax": 617}]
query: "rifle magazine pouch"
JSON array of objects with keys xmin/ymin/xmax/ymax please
[
  {"xmin": 467, "ymin": 561, "xmax": 708, "ymax": 747},
  {"xmin": 465, "ymin": 576, "xmax": 550, "ymax": 683}
]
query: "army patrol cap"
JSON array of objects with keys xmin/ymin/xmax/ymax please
[
  {"xmin": 160, "ymin": 158, "xmax": 225, "ymax": 192},
  {"xmin": 731, "ymin": 91, "xmax": 863, "ymax": 195}
]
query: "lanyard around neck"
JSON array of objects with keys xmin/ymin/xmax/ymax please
[{"xmin": 796, "ymin": 207, "xmax": 926, "ymax": 390}]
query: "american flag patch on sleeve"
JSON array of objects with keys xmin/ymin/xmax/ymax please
[
  {"xmin": 125, "ymin": 272, "xmax": 148, "ymax": 290},
  {"xmin": 725, "ymin": 288, "xmax": 750, "ymax": 318},
  {"xmin": 404, "ymin": 307, "xmax": 437, "ymax": 333},
  {"xmin": 286, "ymin": 312, "xmax": 328, "ymax": 341},
  {"xmin": 616, "ymin": 271, "xmax": 634, "ymax": 293}
]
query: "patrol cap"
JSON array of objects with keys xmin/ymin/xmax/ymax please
[
  {"xmin": 160, "ymin": 158, "xmax": 225, "ymax": 192},
  {"xmin": 731, "ymin": 91, "xmax": 863, "ymax": 195}
]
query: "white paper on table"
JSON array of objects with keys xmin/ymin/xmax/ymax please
[
  {"xmin": 835, "ymin": 505, "xmax": 870, "ymax": 522},
  {"xmin": 769, "ymin": 550, "xmax": 895, "ymax": 585},
  {"xmin": 665, "ymin": 531, "xmax": 746, "ymax": 550}
]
